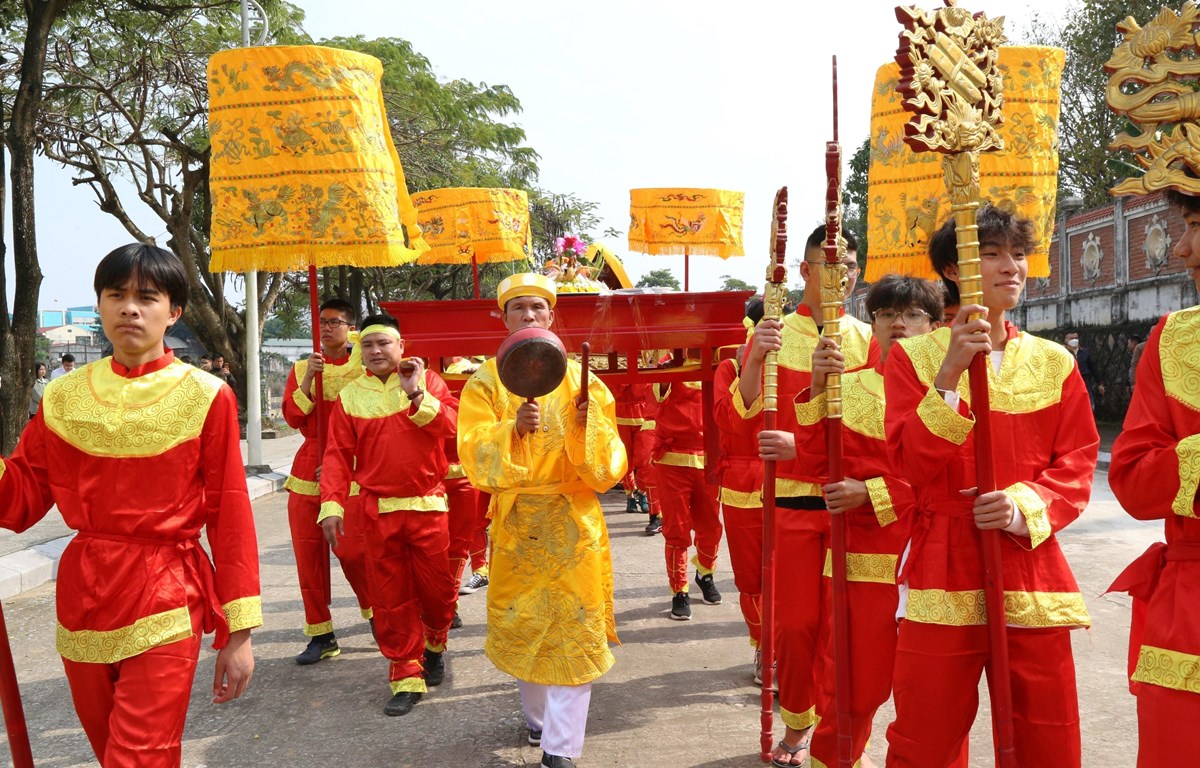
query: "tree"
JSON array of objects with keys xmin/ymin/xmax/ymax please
[
  {"xmin": 1027, "ymin": 0, "xmax": 1161, "ymax": 208},
  {"xmin": 0, "ymin": 0, "xmax": 84, "ymax": 452},
  {"xmin": 842, "ymin": 137, "xmax": 870, "ymax": 269},
  {"xmin": 719, "ymin": 274, "xmax": 756, "ymax": 292},
  {"xmin": 636, "ymin": 269, "xmax": 681, "ymax": 291}
]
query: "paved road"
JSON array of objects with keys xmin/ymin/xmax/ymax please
[{"xmin": 0, "ymin": 470, "xmax": 1160, "ymax": 767}]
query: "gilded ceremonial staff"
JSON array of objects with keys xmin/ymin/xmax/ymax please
[
  {"xmin": 758, "ymin": 186, "xmax": 788, "ymax": 763},
  {"xmin": 822, "ymin": 56, "xmax": 854, "ymax": 768},
  {"xmin": 894, "ymin": 2, "xmax": 1016, "ymax": 765}
]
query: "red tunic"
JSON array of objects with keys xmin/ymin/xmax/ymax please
[
  {"xmin": 0, "ymin": 354, "xmax": 261, "ymax": 662},
  {"xmin": 884, "ymin": 324, "xmax": 1097, "ymax": 629},
  {"xmin": 652, "ymin": 381, "xmax": 705, "ymax": 466},
  {"xmin": 1109, "ymin": 307, "xmax": 1200, "ymax": 695},
  {"xmin": 713, "ymin": 357, "xmax": 763, "ymax": 508},
  {"xmin": 281, "ymin": 350, "xmax": 362, "ymax": 496}
]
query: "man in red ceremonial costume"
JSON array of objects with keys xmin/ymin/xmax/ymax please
[
  {"xmin": 736, "ymin": 225, "xmax": 876, "ymax": 765},
  {"xmin": 795, "ymin": 275, "xmax": 941, "ymax": 768},
  {"xmin": 0, "ymin": 244, "xmax": 260, "ymax": 767},
  {"xmin": 713, "ymin": 299, "xmax": 767, "ymax": 681},
  {"xmin": 443, "ymin": 356, "xmax": 492, "ymax": 599},
  {"xmin": 458, "ymin": 273, "xmax": 626, "ymax": 768},
  {"xmin": 614, "ymin": 383, "xmax": 652, "ymax": 514},
  {"xmin": 319, "ymin": 313, "xmax": 458, "ymax": 717},
  {"xmin": 282, "ymin": 297, "xmax": 373, "ymax": 664},
  {"xmin": 1108, "ymin": 188, "xmax": 1200, "ymax": 767},
  {"xmin": 883, "ymin": 206, "xmax": 1097, "ymax": 767}
]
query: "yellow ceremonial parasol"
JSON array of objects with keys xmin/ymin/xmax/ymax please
[
  {"xmin": 865, "ymin": 46, "xmax": 1065, "ymax": 281},
  {"xmin": 584, "ymin": 243, "xmax": 634, "ymax": 290},
  {"xmin": 412, "ymin": 187, "xmax": 532, "ymax": 297},
  {"xmin": 628, "ymin": 188, "xmax": 744, "ymax": 290}
]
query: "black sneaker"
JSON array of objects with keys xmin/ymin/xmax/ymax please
[
  {"xmin": 368, "ymin": 618, "xmax": 377, "ymax": 643},
  {"xmin": 383, "ymin": 691, "xmax": 422, "ymax": 716},
  {"xmin": 644, "ymin": 515, "xmax": 663, "ymax": 535},
  {"xmin": 295, "ymin": 632, "xmax": 339, "ymax": 665},
  {"xmin": 423, "ymin": 649, "xmax": 446, "ymax": 687},
  {"xmin": 670, "ymin": 591, "xmax": 691, "ymax": 621},
  {"xmin": 625, "ymin": 495, "xmax": 640, "ymax": 513},
  {"xmin": 636, "ymin": 490, "xmax": 650, "ymax": 513},
  {"xmin": 695, "ymin": 572, "xmax": 723, "ymax": 605},
  {"xmin": 460, "ymin": 571, "xmax": 489, "ymax": 594},
  {"xmin": 528, "ymin": 727, "xmax": 542, "ymax": 747},
  {"xmin": 450, "ymin": 612, "xmax": 463, "ymax": 629},
  {"xmin": 541, "ymin": 753, "xmax": 576, "ymax": 768}
]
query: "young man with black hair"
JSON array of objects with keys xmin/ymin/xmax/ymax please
[
  {"xmin": 319, "ymin": 312, "xmax": 459, "ymax": 717},
  {"xmin": 1109, "ymin": 188, "xmax": 1200, "ymax": 766},
  {"xmin": 282, "ymin": 297, "xmax": 374, "ymax": 664},
  {"xmin": 50, "ymin": 352, "xmax": 76, "ymax": 380},
  {"xmin": 734, "ymin": 225, "xmax": 878, "ymax": 765},
  {"xmin": 0, "ymin": 243, "xmax": 260, "ymax": 766},
  {"xmin": 883, "ymin": 206, "xmax": 1097, "ymax": 766},
  {"xmin": 796, "ymin": 274, "xmax": 941, "ymax": 768}
]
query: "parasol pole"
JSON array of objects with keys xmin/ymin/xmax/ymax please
[
  {"xmin": 822, "ymin": 56, "xmax": 853, "ymax": 768},
  {"xmin": 684, "ymin": 247, "xmax": 690, "ymax": 292},
  {"xmin": 472, "ymin": 254, "xmax": 480, "ymax": 299},
  {"xmin": 759, "ymin": 187, "xmax": 788, "ymax": 763},
  {"xmin": 241, "ymin": 0, "xmax": 265, "ymax": 468},
  {"xmin": 895, "ymin": 3, "xmax": 1015, "ymax": 763}
]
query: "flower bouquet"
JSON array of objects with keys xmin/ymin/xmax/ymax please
[{"xmin": 542, "ymin": 234, "xmax": 608, "ymax": 294}]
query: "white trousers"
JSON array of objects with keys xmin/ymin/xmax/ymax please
[{"xmin": 516, "ymin": 680, "xmax": 593, "ymax": 759}]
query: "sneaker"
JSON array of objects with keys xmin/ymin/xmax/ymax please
[
  {"xmin": 295, "ymin": 632, "xmax": 339, "ymax": 665},
  {"xmin": 636, "ymin": 490, "xmax": 650, "ymax": 513},
  {"xmin": 670, "ymin": 591, "xmax": 691, "ymax": 621},
  {"xmin": 753, "ymin": 648, "xmax": 763, "ymax": 685},
  {"xmin": 695, "ymin": 572, "xmax": 722, "ymax": 605},
  {"xmin": 368, "ymin": 618, "xmax": 377, "ymax": 643},
  {"xmin": 450, "ymin": 612, "xmax": 463, "ymax": 629},
  {"xmin": 423, "ymin": 649, "xmax": 446, "ymax": 687},
  {"xmin": 460, "ymin": 571, "xmax": 489, "ymax": 595},
  {"xmin": 541, "ymin": 753, "xmax": 576, "ymax": 768},
  {"xmin": 625, "ymin": 495, "xmax": 640, "ymax": 513},
  {"xmin": 644, "ymin": 515, "xmax": 663, "ymax": 535},
  {"xmin": 527, "ymin": 727, "xmax": 542, "ymax": 747},
  {"xmin": 383, "ymin": 691, "xmax": 422, "ymax": 716}
]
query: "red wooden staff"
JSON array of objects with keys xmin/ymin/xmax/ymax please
[
  {"xmin": 0, "ymin": 599, "xmax": 33, "ymax": 767},
  {"xmin": 759, "ymin": 187, "xmax": 788, "ymax": 763},
  {"xmin": 822, "ymin": 56, "xmax": 853, "ymax": 768}
]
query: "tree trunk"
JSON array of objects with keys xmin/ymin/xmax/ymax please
[{"xmin": 0, "ymin": 0, "xmax": 69, "ymax": 453}]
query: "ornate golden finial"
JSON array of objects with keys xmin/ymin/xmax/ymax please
[{"xmin": 1107, "ymin": 2, "xmax": 1200, "ymax": 196}]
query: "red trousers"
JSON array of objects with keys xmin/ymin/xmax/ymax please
[
  {"xmin": 885, "ymin": 622, "xmax": 1080, "ymax": 768},
  {"xmin": 810, "ymin": 579, "xmax": 899, "ymax": 765},
  {"xmin": 773, "ymin": 512, "xmax": 828, "ymax": 730},
  {"xmin": 62, "ymin": 591, "xmax": 205, "ymax": 768},
  {"xmin": 656, "ymin": 463, "xmax": 722, "ymax": 593},
  {"xmin": 722, "ymin": 503, "xmax": 763, "ymax": 646},
  {"xmin": 446, "ymin": 478, "xmax": 489, "ymax": 583},
  {"xmin": 618, "ymin": 424, "xmax": 654, "ymax": 494},
  {"xmin": 366, "ymin": 508, "xmax": 456, "ymax": 690},
  {"xmin": 1135, "ymin": 683, "xmax": 1200, "ymax": 767},
  {"xmin": 288, "ymin": 490, "xmax": 371, "ymax": 634}
]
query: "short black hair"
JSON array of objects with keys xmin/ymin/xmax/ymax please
[
  {"xmin": 200, "ymin": 354, "xmax": 212, "ymax": 362},
  {"xmin": 745, "ymin": 296, "xmax": 765, "ymax": 325},
  {"xmin": 929, "ymin": 204, "xmax": 1037, "ymax": 281},
  {"xmin": 93, "ymin": 243, "xmax": 189, "ymax": 311},
  {"xmin": 361, "ymin": 313, "xmax": 400, "ymax": 333},
  {"xmin": 805, "ymin": 224, "xmax": 858, "ymax": 257},
  {"xmin": 61, "ymin": 354, "xmax": 75, "ymax": 364},
  {"xmin": 1166, "ymin": 188, "xmax": 1200, "ymax": 215},
  {"xmin": 319, "ymin": 297, "xmax": 356, "ymax": 323},
  {"xmin": 865, "ymin": 274, "xmax": 944, "ymax": 320}
]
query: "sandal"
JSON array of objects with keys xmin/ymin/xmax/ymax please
[{"xmin": 770, "ymin": 737, "xmax": 810, "ymax": 767}]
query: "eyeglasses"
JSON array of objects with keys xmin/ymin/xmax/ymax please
[
  {"xmin": 872, "ymin": 308, "xmax": 933, "ymax": 326},
  {"xmin": 805, "ymin": 261, "xmax": 861, "ymax": 276},
  {"xmin": 319, "ymin": 318, "xmax": 350, "ymax": 328}
]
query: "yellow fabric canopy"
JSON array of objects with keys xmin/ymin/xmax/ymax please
[
  {"xmin": 413, "ymin": 187, "xmax": 531, "ymax": 265},
  {"xmin": 866, "ymin": 46, "xmax": 1065, "ymax": 281},
  {"xmin": 207, "ymin": 45, "xmax": 428, "ymax": 273},
  {"xmin": 583, "ymin": 243, "xmax": 633, "ymax": 289},
  {"xmin": 628, "ymin": 188, "xmax": 744, "ymax": 259}
]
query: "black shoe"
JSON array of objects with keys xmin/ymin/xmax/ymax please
[
  {"xmin": 423, "ymin": 649, "xmax": 446, "ymax": 687},
  {"xmin": 450, "ymin": 611, "xmax": 463, "ymax": 629},
  {"xmin": 541, "ymin": 753, "xmax": 576, "ymax": 768},
  {"xmin": 670, "ymin": 591, "xmax": 691, "ymax": 621},
  {"xmin": 383, "ymin": 690, "xmax": 422, "ymax": 716},
  {"xmin": 636, "ymin": 490, "xmax": 650, "ymax": 513},
  {"xmin": 295, "ymin": 632, "xmax": 339, "ymax": 665},
  {"xmin": 625, "ymin": 495, "xmax": 640, "ymax": 513},
  {"xmin": 527, "ymin": 727, "xmax": 542, "ymax": 747},
  {"xmin": 460, "ymin": 571, "xmax": 489, "ymax": 594},
  {"xmin": 695, "ymin": 572, "xmax": 723, "ymax": 605},
  {"xmin": 369, "ymin": 617, "xmax": 377, "ymax": 643},
  {"xmin": 644, "ymin": 515, "xmax": 663, "ymax": 535}
]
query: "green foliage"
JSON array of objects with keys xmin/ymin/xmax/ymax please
[
  {"xmin": 1026, "ymin": 0, "xmax": 1162, "ymax": 208},
  {"xmin": 636, "ymin": 269, "xmax": 681, "ymax": 291},
  {"xmin": 719, "ymin": 274, "xmax": 757, "ymax": 292},
  {"xmin": 842, "ymin": 137, "xmax": 870, "ymax": 269}
]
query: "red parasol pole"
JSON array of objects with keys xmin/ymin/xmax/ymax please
[
  {"xmin": 472, "ymin": 254, "xmax": 481, "ymax": 299},
  {"xmin": 823, "ymin": 56, "xmax": 853, "ymax": 768},
  {"xmin": 759, "ymin": 187, "xmax": 788, "ymax": 762},
  {"xmin": 308, "ymin": 266, "xmax": 331, "ymax": 594}
]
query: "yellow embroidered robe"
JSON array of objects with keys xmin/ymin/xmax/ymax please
[{"xmin": 458, "ymin": 358, "xmax": 627, "ymax": 685}]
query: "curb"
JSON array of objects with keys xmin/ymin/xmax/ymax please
[{"xmin": 0, "ymin": 470, "xmax": 289, "ymax": 601}]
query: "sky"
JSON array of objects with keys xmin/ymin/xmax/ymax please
[{"xmin": 6, "ymin": 0, "xmax": 1066, "ymax": 310}]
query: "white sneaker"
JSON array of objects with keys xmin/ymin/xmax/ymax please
[{"xmin": 459, "ymin": 571, "xmax": 489, "ymax": 595}]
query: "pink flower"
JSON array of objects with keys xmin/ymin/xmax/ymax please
[{"xmin": 554, "ymin": 236, "xmax": 566, "ymax": 256}]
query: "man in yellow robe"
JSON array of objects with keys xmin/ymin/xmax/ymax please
[{"xmin": 459, "ymin": 273, "xmax": 627, "ymax": 768}]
